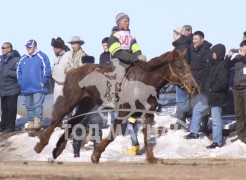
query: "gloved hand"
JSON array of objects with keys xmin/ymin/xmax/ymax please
[{"xmin": 138, "ymin": 55, "xmax": 147, "ymax": 62}]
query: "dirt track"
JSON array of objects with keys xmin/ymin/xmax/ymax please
[{"xmin": 0, "ymin": 159, "xmax": 245, "ymax": 180}]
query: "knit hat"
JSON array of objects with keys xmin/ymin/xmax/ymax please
[
  {"xmin": 174, "ymin": 26, "xmax": 185, "ymax": 36},
  {"xmin": 115, "ymin": 13, "xmax": 129, "ymax": 25}
]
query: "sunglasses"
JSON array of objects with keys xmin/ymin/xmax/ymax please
[{"xmin": 1, "ymin": 47, "xmax": 10, "ymax": 50}]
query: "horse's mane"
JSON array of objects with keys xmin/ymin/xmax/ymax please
[{"xmin": 137, "ymin": 49, "xmax": 181, "ymax": 72}]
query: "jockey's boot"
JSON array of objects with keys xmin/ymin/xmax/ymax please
[
  {"xmin": 127, "ymin": 145, "xmax": 140, "ymax": 155},
  {"xmin": 33, "ymin": 117, "xmax": 41, "ymax": 131},
  {"xmin": 73, "ymin": 138, "xmax": 82, "ymax": 158}
]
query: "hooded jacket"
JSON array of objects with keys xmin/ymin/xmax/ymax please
[
  {"xmin": 17, "ymin": 50, "xmax": 51, "ymax": 95},
  {"xmin": 202, "ymin": 44, "xmax": 229, "ymax": 106},
  {"xmin": 190, "ymin": 40, "xmax": 213, "ymax": 88},
  {"xmin": 0, "ymin": 50, "xmax": 21, "ymax": 96},
  {"xmin": 107, "ymin": 26, "xmax": 142, "ymax": 64}
]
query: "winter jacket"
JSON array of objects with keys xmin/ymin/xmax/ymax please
[
  {"xmin": 172, "ymin": 35, "xmax": 191, "ymax": 64},
  {"xmin": 99, "ymin": 51, "xmax": 111, "ymax": 66},
  {"xmin": 17, "ymin": 50, "xmax": 51, "ymax": 95},
  {"xmin": 225, "ymin": 54, "xmax": 246, "ymax": 90},
  {"xmin": 202, "ymin": 44, "xmax": 229, "ymax": 106},
  {"xmin": 52, "ymin": 51, "xmax": 72, "ymax": 84},
  {"xmin": 186, "ymin": 34, "xmax": 193, "ymax": 45},
  {"xmin": 190, "ymin": 40, "xmax": 212, "ymax": 88},
  {"xmin": 0, "ymin": 50, "xmax": 21, "ymax": 96},
  {"xmin": 107, "ymin": 26, "xmax": 142, "ymax": 64}
]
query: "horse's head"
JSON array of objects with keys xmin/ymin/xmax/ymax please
[{"xmin": 161, "ymin": 49, "xmax": 199, "ymax": 94}]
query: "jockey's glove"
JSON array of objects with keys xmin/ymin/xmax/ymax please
[{"xmin": 138, "ymin": 55, "xmax": 147, "ymax": 62}]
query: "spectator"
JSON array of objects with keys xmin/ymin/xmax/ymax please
[
  {"xmin": 225, "ymin": 40, "xmax": 246, "ymax": 144},
  {"xmin": 0, "ymin": 42, "xmax": 20, "ymax": 133},
  {"xmin": 185, "ymin": 44, "xmax": 229, "ymax": 149},
  {"xmin": 99, "ymin": 37, "xmax": 111, "ymax": 66},
  {"xmin": 171, "ymin": 26, "xmax": 191, "ymax": 129},
  {"xmin": 66, "ymin": 36, "xmax": 87, "ymax": 72},
  {"xmin": 51, "ymin": 37, "xmax": 72, "ymax": 102},
  {"xmin": 189, "ymin": 31, "xmax": 212, "ymax": 132},
  {"xmin": 17, "ymin": 40, "xmax": 51, "ymax": 131}
]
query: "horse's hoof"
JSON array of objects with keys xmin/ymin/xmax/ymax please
[
  {"xmin": 34, "ymin": 143, "xmax": 44, "ymax": 153},
  {"xmin": 91, "ymin": 155, "xmax": 99, "ymax": 164},
  {"xmin": 147, "ymin": 157, "xmax": 158, "ymax": 164}
]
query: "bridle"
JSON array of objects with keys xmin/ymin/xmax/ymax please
[{"xmin": 157, "ymin": 63, "xmax": 192, "ymax": 89}]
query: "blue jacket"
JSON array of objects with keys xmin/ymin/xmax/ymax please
[{"xmin": 17, "ymin": 50, "xmax": 51, "ymax": 95}]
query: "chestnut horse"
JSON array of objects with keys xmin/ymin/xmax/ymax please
[{"xmin": 34, "ymin": 49, "xmax": 199, "ymax": 163}]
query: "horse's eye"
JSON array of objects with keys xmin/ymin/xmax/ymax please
[{"xmin": 176, "ymin": 61, "xmax": 183, "ymax": 69}]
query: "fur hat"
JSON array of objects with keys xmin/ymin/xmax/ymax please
[{"xmin": 51, "ymin": 37, "xmax": 65, "ymax": 49}]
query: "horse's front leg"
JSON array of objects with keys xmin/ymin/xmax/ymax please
[
  {"xmin": 34, "ymin": 96, "xmax": 72, "ymax": 153},
  {"xmin": 143, "ymin": 113, "xmax": 157, "ymax": 163},
  {"xmin": 91, "ymin": 119, "xmax": 122, "ymax": 163}
]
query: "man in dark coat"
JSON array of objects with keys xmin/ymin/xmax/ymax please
[
  {"xmin": 185, "ymin": 44, "xmax": 230, "ymax": 149},
  {"xmin": 226, "ymin": 40, "xmax": 246, "ymax": 144},
  {"xmin": 99, "ymin": 37, "xmax": 111, "ymax": 66},
  {"xmin": 0, "ymin": 42, "xmax": 20, "ymax": 133}
]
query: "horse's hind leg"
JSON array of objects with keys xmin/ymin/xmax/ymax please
[
  {"xmin": 34, "ymin": 96, "xmax": 74, "ymax": 153},
  {"xmin": 91, "ymin": 119, "xmax": 122, "ymax": 163},
  {"xmin": 143, "ymin": 114, "xmax": 157, "ymax": 163}
]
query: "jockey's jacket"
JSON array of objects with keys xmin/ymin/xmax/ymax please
[{"xmin": 107, "ymin": 26, "xmax": 142, "ymax": 64}]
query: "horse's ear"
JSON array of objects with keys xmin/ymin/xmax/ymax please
[{"xmin": 182, "ymin": 48, "xmax": 187, "ymax": 57}]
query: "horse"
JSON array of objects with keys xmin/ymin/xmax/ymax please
[
  {"xmin": 78, "ymin": 69, "xmax": 158, "ymax": 121},
  {"xmin": 34, "ymin": 49, "xmax": 199, "ymax": 163}
]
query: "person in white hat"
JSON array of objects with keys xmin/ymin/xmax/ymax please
[{"xmin": 66, "ymin": 36, "xmax": 87, "ymax": 72}]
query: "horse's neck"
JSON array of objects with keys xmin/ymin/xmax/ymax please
[{"xmin": 134, "ymin": 61, "xmax": 168, "ymax": 92}]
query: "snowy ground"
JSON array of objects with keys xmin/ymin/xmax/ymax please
[{"xmin": 0, "ymin": 114, "xmax": 246, "ymax": 163}]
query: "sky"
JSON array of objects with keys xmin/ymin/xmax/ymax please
[{"xmin": 0, "ymin": 0, "xmax": 245, "ymax": 65}]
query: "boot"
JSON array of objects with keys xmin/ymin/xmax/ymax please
[
  {"xmin": 127, "ymin": 145, "xmax": 140, "ymax": 155},
  {"xmin": 184, "ymin": 132, "xmax": 199, "ymax": 139},
  {"xmin": 73, "ymin": 138, "xmax": 82, "ymax": 158},
  {"xmin": 33, "ymin": 117, "xmax": 41, "ymax": 130},
  {"xmin": 25, "ymin": 120, "xmax": 34, "ymax": 130},
  {"xmin": 206, "ymin": 142, "xmax": 222, "ymax": 149}
]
